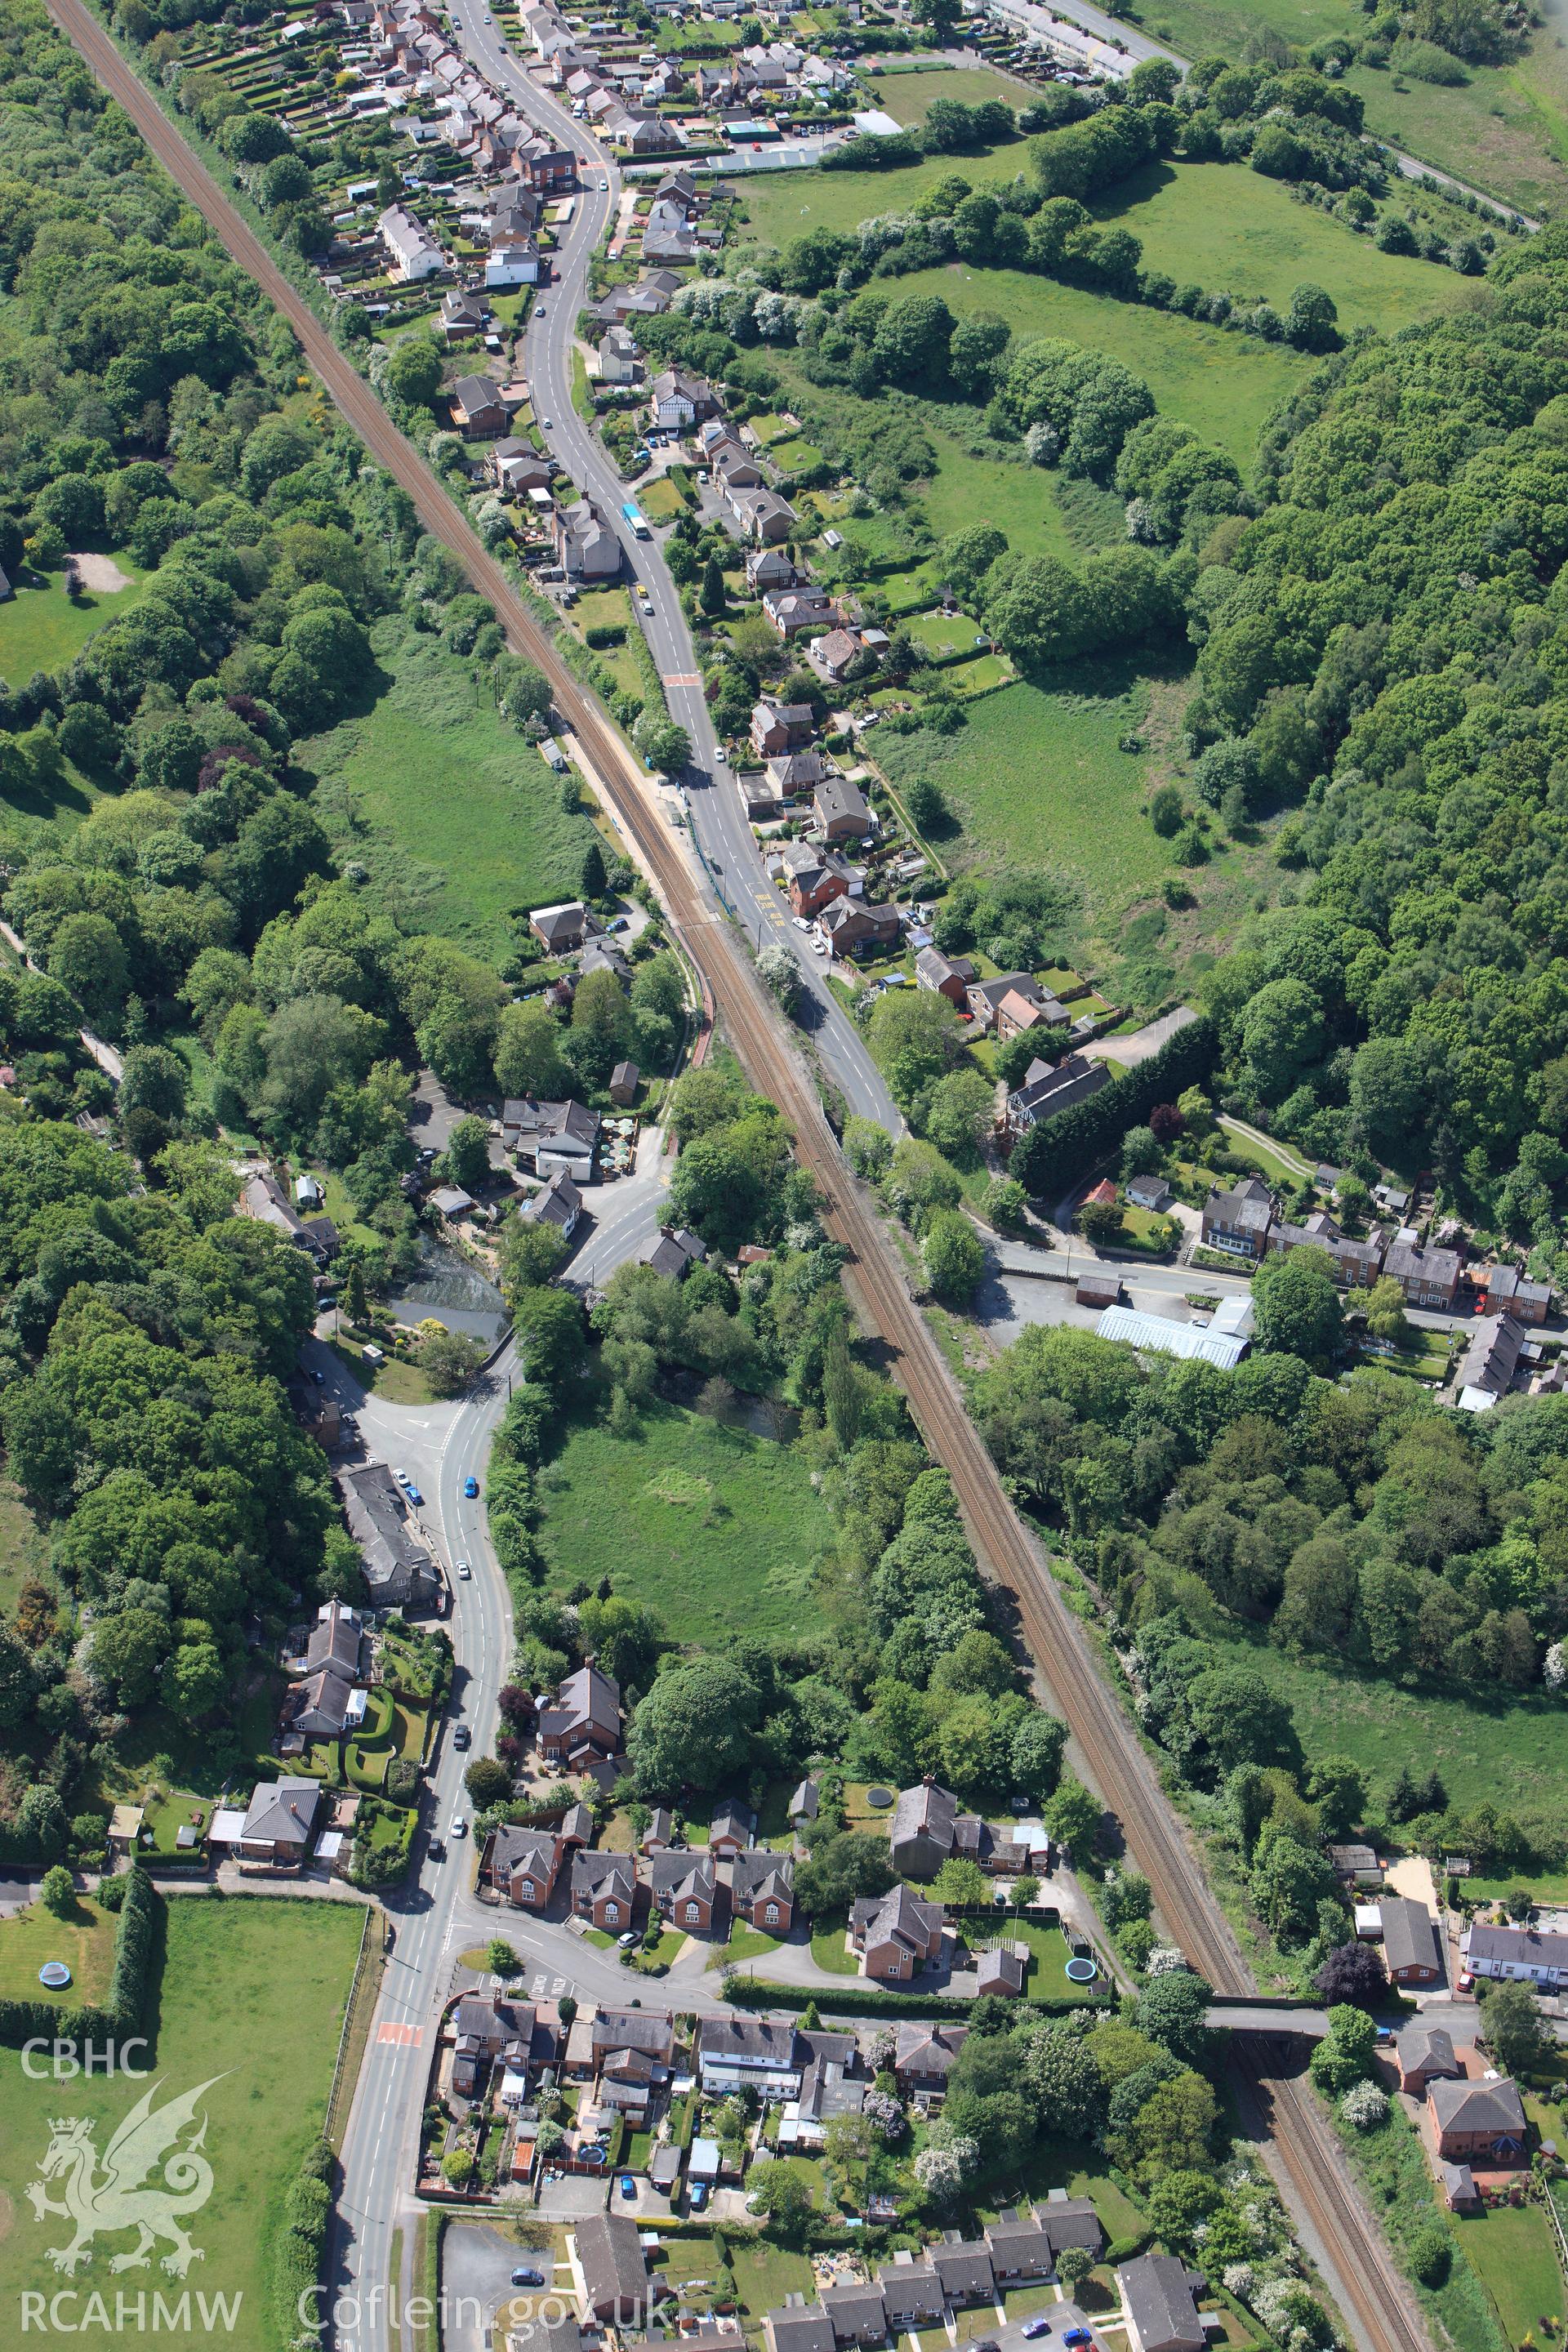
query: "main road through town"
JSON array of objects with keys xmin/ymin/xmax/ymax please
[
  {"xmin": 41, "ymin": 6, "xmax": 1432, "ymax": 2347},
  {"xmin": 452, "ymin": 15, "xmax": 898, "ymax": 1131}
]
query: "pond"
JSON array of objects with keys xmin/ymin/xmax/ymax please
[{"xmin": 390, "ymin": 1237, "xmax": 508, "ymax": 1349}]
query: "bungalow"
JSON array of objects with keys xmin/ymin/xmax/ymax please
[
  {"xmin": 282, "ymin": 1664, "xmax": 360, "ymax": 1740},
  {"xmin": 1200, "ymin": 1177, "xmax": 1276, "ymax": 1263},
  {"xmin": 575, "ymin": 2214, "xmax": 650, "ymax": 2328},
  {"xmin": 728, "ymin": 487, "xmax": 795, "ymax": 546},
  {"xmin": 731, "ymin": 1849, "xmax": 795, "ymax": 1933},
  {"xmin": 812, "ymin": 773, "xmax": 871, "ymax": 843},
  {"xmin": 570, "ymin": 1849, "xmax": 637, "ymax": 1931},
  {"xmin": 486, "ymin": 1824, "xmax": 564, "ymax": 1909},
  {"xmin": 306, "ymin": 1599, "xmax": 363, "ymax": 1680},
  {"xmin": 1428, "ymin": 2074, "xmax": 1528, "ymax": 2165},
  {"xmin": 239, "ymin": 1776, "xmax": 321, "ymax": 1864},
  {"xmin": 450, "ymin": 374, "xmax": 509, "ymax": 436},
  {"xmin": 1463, "ymin": 1921, "xmax": 1568, "ymax": 1989},
  {"xmin": 1395, "ymin": 2022, "xmax": 1460, "ymax": 2096},
  {"xmin": 523, "ymin": 1169, "xmax": 582, "ymax": 1239},
  {"xmin": 889, "ymin": 1777, "xmax": 982, "ymax": 1880},
  {"xmin": 642, "ymin": 1224, "xmax": 707, "ymax": 1281},
  {"xmin": 380, "ymin": 203, "xmax": 443, "ymax": 279},
  {"xmin": 746, "ymin": 546, "xmax": 795, "ymax": 594},
  {"xmin": 851, "ymin": 1883, "xmax": 944, "ymax": 1983},
  {"xmin": 915, "ymin": 947, "xmax": 973, "ymax": 1006},
  {"xmin": 891, "ymin": 2022, "xmax": 968, "ymax": 2100},
  {"xmin": 491, "ymin": 439, "xmax": 552, "ymax": 497},
  {"xmin": 651, "ymin": 1851, "xmax": 718, "ymax": 1931},
  {"xmin": 555, "ymin": 497, "xmax": 621, "ymax": 580},
  {"xmin": 751, "ymin": 700, "xmax": 815, "ymax": 760},
  {"xmin": 818, "ymin": 898, "xmax": 899, "ymax": 961},
  {"xmin": 709, "ymin": 1797, "xmax": 756, "ymax": 1856},
  {"xmin": 711, "ymin": 440, "xmax": 765, "ymax": 492},
  {"xmin": 697, "ymin": 2016, "xmax": 802, "ymax": 2099},
  {"xmin": 1127, "ymin": 1174, "xmax": 1173, "ymax": 1214},
  {"xmin": 1118, "ymin": 2252, "xmax": 1205, "ymax": 2352},
  {"xmin": 537, "ymin": 1663, "xmax": 621, "ymax": 1764}
]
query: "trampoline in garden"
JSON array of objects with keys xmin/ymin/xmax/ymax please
[
  {"xmin": 864, "ymin": 1787, "xmax": 894, "ymax": 1809},
  {"xmin": 38, "ymin": 1962, "xmax": 72, "ymax": 1990},
  {"xmin": 1064, "ymin": 1956, "xmax": 1098, "ymax": 1984}
]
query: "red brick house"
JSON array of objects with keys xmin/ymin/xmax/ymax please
[
  {"xmin": 571, "ymin": 1850, "xmax": 637, "ymax": 1931},
  {"xmin": 731, "ymin": 1850, "xmax": 794, "ymax": 1934}
]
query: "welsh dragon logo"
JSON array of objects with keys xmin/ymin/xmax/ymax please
[{"xmin": 25, "ymin": 2076, "xmax": 225, "ymax": 2277}]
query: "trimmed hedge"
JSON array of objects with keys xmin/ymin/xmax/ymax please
[
  {"xmin": 724, "ymin": 1976, "xmax": 1093, "ymax": 2021},
  {"xmin": 268, "ymin": 2136, "xmax": 334, "ymax": 2345},
  {"xmin": 0, "ymin": 1868, "xmax": 159, "ymax": 2051},
  {"xmin": 1011, "ymin": 1013, "xmax": 1218, "ymax": 1199}
]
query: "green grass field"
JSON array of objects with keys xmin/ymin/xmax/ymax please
[
  {"xmin": 534, "ymin": 1394, "xmax": 833, "ymax": 1645},
  {"xmin": 0, "ymin": 1892, "xmax": 117, "ymax": 2006},
  {"xmin": 298, "ymin": 616, "xmax": 599, "ymax": 959},
  {"xmin": 733, "ymin": 145, "xmax": 1026, "ymax": 245},
  {"xmin": 865, "ymin": 64, "xmax": 1033, "ymax": 124},
  {"xmin": 1453, "ymin": 2203, "xmax": 1563, "ymax": 2345},
  {"xmin": 913, "ymin": 423, "xmax": 1085, "ymax": 565},
  {"xmin": 1137, "ymin": 0, "xmax": 1568, "ymax": 218},
  {"xmin": 1205, "ymin": 1633, "xmax": 1568, "ymax": 1842},
  {"xmin": 0, "ymin": 559, "xmax": 147, "ymax": 685},
  {"xmin": 1091, "ymin": 160, "xmax": 1472, "ymax": 332},
  {"xmin": 0, "ymin": 1895, "xmax": 364, "ymax": 2352},
  {"xmin": 872, "ymin": 667, "xmax": 1186, "ymax": 915},
  {"xmin": 883, "ymin": 263, "xmax": 1311, "ymax": 466}
]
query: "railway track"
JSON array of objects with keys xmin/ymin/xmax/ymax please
[{"xmin": 42, "ymin": 7, "xmax": 1433, "ymax": 2341}]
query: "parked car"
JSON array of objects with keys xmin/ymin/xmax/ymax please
[
  {"xmin": 791, "ymin": 915, "xmax": 811, "ymax": 933},
  {"xmin": 453, "ymin": 1725, "xmax": 471, "ymax": 1749},
  {"xmin": 464, "ymin": 1474, "xmax": 479, "ymax": 1498},
  {"xmin": 512, "ymin": 2268, "xmax": 545, "ymax": 2287},
  {"xmin": 617, "ymin": 1930, "xmax": 639, "ymax": 1948},
  {"xmin": 408, "ymin": 1486, "xmax": 424, "ymax": 1507},
  {"xmin": 395, "ymin": 1468, "xmax": 411, "ymax": 1487},
  {"xmin": 689, "ymin": 2182, "xmax": 709, "ymax": 2211},
  {"xmin": 1022, "ymin": 2325, "xmax": 1052, "ymax": 2342},
  {"xmin": 429, "ymin": 1838, "xmax": 447, "ymax": 1860},
  {"xmin": 618, "ymin": 2174, "xmax": 636, "ymax": 2201}
]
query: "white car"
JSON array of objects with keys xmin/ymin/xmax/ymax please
[
  {"xmin": 791, "ymin": 915, "xmax": 811, "ymax": 933},
  {"xmin": 617, "ymin": 1931, "xmax": 639, "ymax": 1948},
  {"xmin": 811, "ymin": 938, "xmax": 828, "ymax": 955},
  {"xmin": 394, "ymin": 1468, "xmax": 411, "ymax": 1488},
  {"xmin": 599, "ymin": 179, "xmax": 608, "ymax": 191},
  {"xmin": 450, "ymin": 1815, "xmax": 468, "ymax": 1838},
  {"xmin": 541, "ymin": 416, "xmax": 553, "ymax": 429},
  {"xmin": 458, "ymin": 1561, "xmax": 471, "ymax": 1579},
  {"xmin": 712, "ymin": 747, "xmax": 726, "ymax": 764},
  {"xmin": 536, "ymin": 303, "xmax": 546, "ymax": 316}
]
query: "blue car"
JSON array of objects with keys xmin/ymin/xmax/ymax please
[
  {"xmin": 689, "ymin": 2182, "xmax": 709, "ymax": 2212},
  {"xmin": 407, "ymin": 1486, "xmax": 424, "ymax": 1508},
  {"xmin": 464, "ymin": 1475, "xmax": 479, "ymax": 1498},
  {"xmin": 619, "ymin": 2173, "xmax": 636, "ymax": 2201}
]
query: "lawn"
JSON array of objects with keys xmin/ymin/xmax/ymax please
[
  {"xmin": 881, "ymin": 263, "xmax": 1310, "ymax": 466},
  {"xmin": 709, "ymin": 1922, "xmax": 786, "ymax": 1969},
  {"xmin": 734, "ymin": 146, "xmax": 1027, "ymax": 246},
  {"xmin": 1203, "ymin": 1631, "xmax": 1568, "ymax": 1846},
  {"xmin": 901, "ymin": 608, "xmax": 986, "ymax": 662},
  {"xmin": 729, "ymin": 2238, "xmax": 817, "ymax": 2318},
  {"xmin": 872, "ymin": 666, "xmax": 1201, "ymax": 916},
  {"xmin": 0, "ymin": 1892, "xmax": 117, "ymax": 2006},
  {"xmin": 0, "ymin": 1894, "xmax": 364, "ymax": 2352},
  {"xmin": 1003, "ymin": 1919, "xmax": 1080, "ymax": 2000},
  {"xmin": 0, "ymin": 557, "xmax": 147, "ymax": 684},
  {"xmin": 865, "ymin": 63, "xmax": 1033, "ymax": 125},
  {"xmin": 297, "ymin": 614, "xmax": 600, "ymax": 960},
  {"xmin": 1453, "ymin": 2202, "xmax": 1564, "ymax": 2345},
  {"xmin": 808, "ymin": 1913, "xmax": 861, "ymax": 1975},
  {"xmin": 1089, "ymin": 159, "xmax": 1472, "ymax": 335},
  {"xmin": 533, "ymin": 1394, "xmax": 833, "ymax": 1645}
]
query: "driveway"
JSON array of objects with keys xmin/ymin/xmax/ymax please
[
  {"xmin": 536, "ymin": 2174, "xmax": 612, "ymax": 2220},
  {"xmin": 1085, "ymin": 1005, "xmax": 1195, "ymax": 1068}
]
